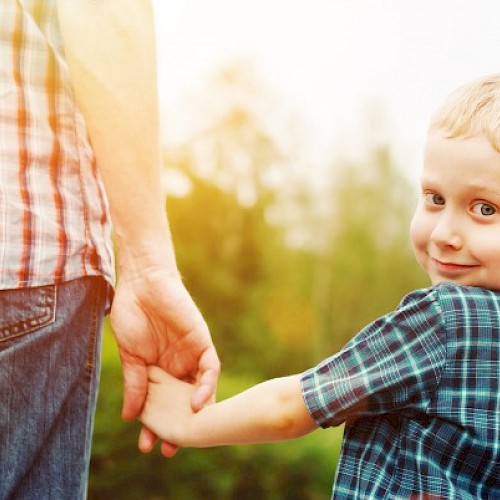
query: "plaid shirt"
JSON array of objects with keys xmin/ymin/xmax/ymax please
[
  {"xmin": 0, "ymin": 0, "xmax": 114, "ymax": 289},
  {"xmin": 302, "ymin": 282, "xmax": 500, "ymax": 499}
]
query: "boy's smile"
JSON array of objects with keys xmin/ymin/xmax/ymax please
[{"xmin": 410, "ymin": 130, "xmax": 500, "ymax": 290}]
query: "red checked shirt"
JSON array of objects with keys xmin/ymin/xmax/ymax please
[{"xmin": 0, "ymin": 0, "xmax": 115, "ymax": 289}]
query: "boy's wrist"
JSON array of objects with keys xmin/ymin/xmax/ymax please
[{"xmin": 183, "ymin": 407, "xmax": 208, "ymax": 447}]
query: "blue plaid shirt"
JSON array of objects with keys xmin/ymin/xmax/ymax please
[{"xmin": 302, "ymin": 282, "xmax": 500, "ymax": 499}]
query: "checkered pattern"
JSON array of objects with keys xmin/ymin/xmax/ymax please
[
  {"xmin": 302, "ymin": 282, "xmax": 500, "ymax": 499},
  {"xmin": 0, "ymin": 0, "xmax": 114, "ymax": 289}
]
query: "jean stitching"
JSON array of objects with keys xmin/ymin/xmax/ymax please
[
  {"xmin": 81, "ymin": 279, "xmax": 105, "ymax": 499},
  {"xmin": 85, "ymin": 279, "xmax": 103, "ymax": 374},
  {"xmin": 0, "ymin": 287, "xmax": 56, "ymax": 344}
]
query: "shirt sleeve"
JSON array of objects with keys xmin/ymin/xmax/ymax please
[{"xmin": 301, "ymin": 287, "xmax": 447, "ymax": 428}]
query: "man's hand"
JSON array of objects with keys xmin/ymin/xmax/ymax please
[{"xmin": 110, "ymin": 266, "xmax": 220, "ymax": 455}]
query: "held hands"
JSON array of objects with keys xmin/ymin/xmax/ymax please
[
  {"xmin": 110, "ymin": 266, "xmax": 220, "ymax": 456},
  {"xmin": 139, "ymin": 366, "xmax": 199, "ymax": 447}
]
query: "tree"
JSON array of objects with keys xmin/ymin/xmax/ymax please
[
  {"xmin": 162, "ymin": 62, "xmax": 316, "ymax": 376},
  {"xmin": 314, "ymin": 146, "xmax": 428, "ymax": 355}
]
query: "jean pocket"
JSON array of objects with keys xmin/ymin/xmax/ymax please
[{"xmin": 0, "ymin": 285, "xmax": 56, "ymax": 344}]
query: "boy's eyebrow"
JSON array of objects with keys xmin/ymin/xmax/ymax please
[
  {"xmin": 420, "ymin": 175, "xmax": 500, "ymax": 197},
  {"xmin": 419, "ymin": 174, "xmax": 441, "ymax": 188},
  {"xmin": 467, "ymin": 179, "xmax": 500, "ymax": 197}
]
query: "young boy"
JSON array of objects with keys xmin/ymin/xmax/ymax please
[{"xmin": 139, "ymin": 74, "xmax": 500, "ymax": 499}]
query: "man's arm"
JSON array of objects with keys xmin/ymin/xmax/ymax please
[
  {"xmin": 56, "ymin": 0, "xmax": 220, "ymax": 452},
  {"xmin": 140, "ymin": 367, "xmax": 319, "ymax": 448}
]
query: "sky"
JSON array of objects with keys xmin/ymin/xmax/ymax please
[{"xmin": 152, "ymin": 0, "xmax": 500, "ymax": 182}]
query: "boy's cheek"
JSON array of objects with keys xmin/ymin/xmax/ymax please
[
  {"xmin": 409, "ymin": 214, "xmax": 430, "ymax": 273},
  {"xmin": 409, "ymin": 212, "xmax": 425, "ymax": 252}
]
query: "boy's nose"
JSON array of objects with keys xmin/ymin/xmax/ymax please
[{"xmin": 430, "ymin": 212, "xmax": 462, "ymax": 250}]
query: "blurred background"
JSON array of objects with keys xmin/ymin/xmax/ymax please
[{"xmin": 89, "ymin": 1, "xmax": 500, "ymax": 498}]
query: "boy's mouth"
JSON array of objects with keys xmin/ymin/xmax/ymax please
[{"xmin": 431, "ymin": 257, "xmax": 478, "ymax": 274}]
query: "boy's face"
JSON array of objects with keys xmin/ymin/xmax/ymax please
[{"xmin": 410, "ymin": 130, "xmax": 500, "ymax": 290}]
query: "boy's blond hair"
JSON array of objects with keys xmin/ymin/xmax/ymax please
[{"xmin": 430, "ymin": 74, "xmax": 500, "ymax": 152}]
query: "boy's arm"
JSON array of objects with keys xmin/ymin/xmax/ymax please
[{"xmin": 140, "ymin": 367, "xmax": 319, "ymax": 449}]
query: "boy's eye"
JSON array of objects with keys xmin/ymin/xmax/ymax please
[
  {"xmin": 471, "ymin": 202, "xmax": 496, "ymax": 216},
  {"xmin": 424, "ymin": 193, "xmax": 445, "ymax": 206}
]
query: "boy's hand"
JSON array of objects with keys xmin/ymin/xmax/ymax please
[{"xmin": 139, "ymin": 366, "xmax": 199, "ymax": 449}]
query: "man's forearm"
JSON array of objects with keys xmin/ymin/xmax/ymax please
[{"xmin": 56, "ymin": 0, "xmax": 175, "ymax": 271}]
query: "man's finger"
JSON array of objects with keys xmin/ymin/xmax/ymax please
[
  {"xmin": 199, "ymin": 346, "xmax": 221, "ymax": 380},
  {"xmin": 121, "ymin": 361, "xmax": 148, "ymax": 420},
  {"xmin": 191, "ymin": 382, "xmax": 215, "ymax": 411},
  {"xmin": 191, "ymin": 348, "xmax": 221, "ymax": 411}
]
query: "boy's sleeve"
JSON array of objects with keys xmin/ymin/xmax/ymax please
[{"xmin": 301, "ymin": 288, "xmax": 447, "ymax": 428}]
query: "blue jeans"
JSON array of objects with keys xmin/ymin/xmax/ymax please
[{"xmin": 0, "ymin": 277, "xmax": 109, "ymax": 500}]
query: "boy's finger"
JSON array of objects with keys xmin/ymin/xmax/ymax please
[
  {"xmin": 146, "ymin": 365, "xmax": 162, "ymax": 381},
  {"xmin": 138, "ymin": 426, "xmax": 157, "ymax": 453},
  {"xmin": 161, "ymin": 441, "xmax": 178, "ymax": 458},
  {"xmin": 147, "ymin": 365, "xmax": 171, "ymax": 383}
]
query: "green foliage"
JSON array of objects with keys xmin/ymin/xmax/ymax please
[
  {"xmin": 315, "ymin": 147, "xmax": 429, "ymax": 353},
  {"xmin": 165, "ymin": 172, "xmax": 318, "ymax": 377}
]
